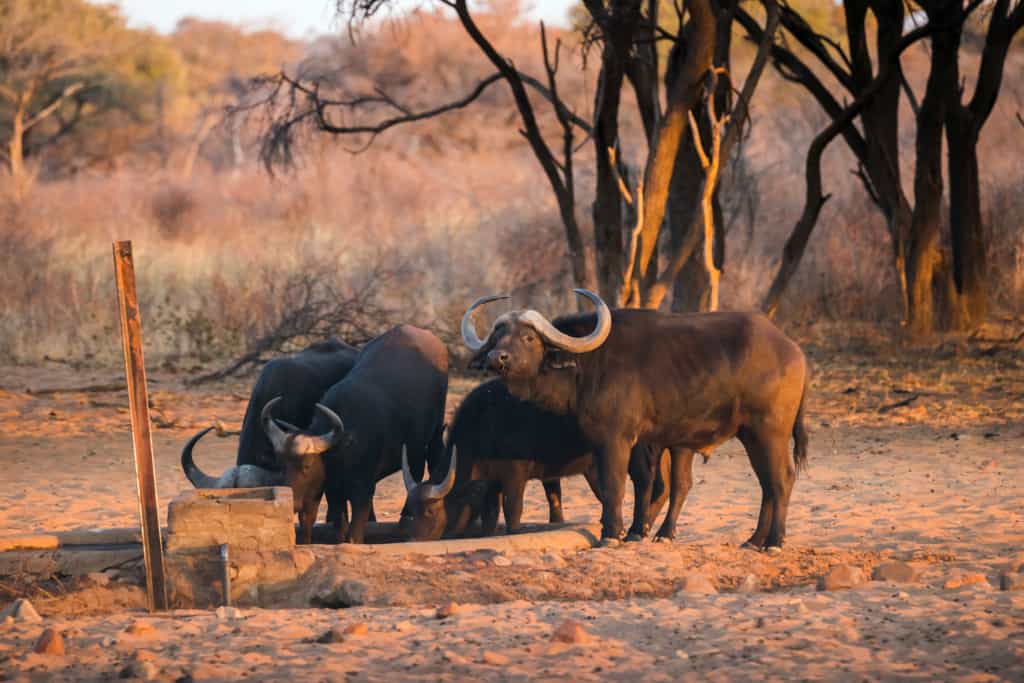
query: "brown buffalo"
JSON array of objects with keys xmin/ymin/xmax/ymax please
[{"xmin": 461, "ymin": 290, "xmax": 808, "ymax": 551}]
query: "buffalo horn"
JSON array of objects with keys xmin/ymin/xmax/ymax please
[
  {"xmin": 259, "ymin": 396, "xmax": 290, "ymax": 455},
  {"xmin": 518, "ymin": 288, "xmax": 612, "ymax": 354},
  {"xmin": 423, "ymin": 447, "xmax": 457, "ymax": 500},
  {"xmin": 461, "ymin": 294, "xmax": 510, "ymax": 351},
  {"xmin": 289, "ymin": 403, "xmax": 345, "ymax": 456},
  {"xmin": 180, "ymin": 426, "xmax": 219, "ymax": 488},
  {"xmin": 401, "ymin": 445, "xmax": 419, "ymax": 493}
]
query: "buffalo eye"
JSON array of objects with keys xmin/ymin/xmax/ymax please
[{"xmin": 522, "ymin": 332, "xmax": 535, "ymax": 343}]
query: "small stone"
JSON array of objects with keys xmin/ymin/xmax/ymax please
[
  {"xmin": 316, "ymin": 628, "xmax": 346, "ymax": 644},
  {"xmin": 818, "ymin": 564, "xmax": 866, "ymax": 591},
  {"xmin": 33, "ymin": 628, "xmax": 64, "ymax": 655},
  {"xmin": 442, "ymin": 650, "xmax": 469, "ymax": 664},
  {"xmin": 314, "ymin": 579, "xmax": 368, "ymax": 608},
  {"xmin": 492, "ymin": 555, "xmax": 512, "ymax": 567},
  {"xmin": 120, "ymin": 660, "xmax": 159, "ymax": 680},
  {"xmin": 551, "ymin": 619, "xmax": 593, "ymax": 644},
  {"xmin": 736, "ymin": 574, "xmax": 759, "ymax": 593},
  {"xmin": 436, "ymin": 602, "xmax": 460, "ymax": 619},
  {"xmin": 0, "ymin": 598, "xmax": 41, "ymax": 623},
  {"xmin": 677, "ymin": 572, "xmax": 717, "ymax": 594},
  {"xmin": 481, "ymin": 651, "xmax": 510, "ymax": 666},
  {"xmin": 392, "ymin": 620, "xmax": 416, "ymax": 632},
  {"xmin": 2, "ymin": 616, "xmax": 12, "ymax": 625},
  {"xmin": 344, "ymin": 622, "xmax": 369, "ymax": 636},
  {"xmin": 999, "ymin": 572, "xmax": 1024, "ymax": 591},
  {"xmin": 124, "ymin": 620, "xmax": 155, "ymax": 636},
  {"xmin": 215, "ymin": 606, "xmax": 243, "ymax": 621},
  {"xmin": 675, "ymin": 649, "xmax": 690, "ymax": 660},
  {"xmin": 764, "ymin": 546, "xmax": 783, "ymax": 556},
  {"xmin": 943, "ymin": 570, "xmax": 989, "ymax": 590},
  {"xmin": 872, "ymin": 561, "xmax": 919, "ymax": 583},
  {"xmin": 87, "ymin": 572, "xmax": 111, "ymax": 586}
]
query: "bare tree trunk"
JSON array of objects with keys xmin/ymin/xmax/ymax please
[
  {"xmin": 8, "ymin": 99, "xmax": 29, "ymax": 198},
  {"xmin": 635, "ymin": 0, "xmax": 716, "ymax": 294},
  {"xmin": 907, "ymin": 7, "xmax": 960, "ymax": 339}
]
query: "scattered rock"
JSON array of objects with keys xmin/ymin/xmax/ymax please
[
  {"xmin": 314, "ymin": 579, "xmax": 368, "ymax": 608},
  {"xmin": 316, "ymin": 628, "xmax": 346, "ymax": 644},
  {"xmin": 33, "ymin": 627, "xmax": 65, "ymax": 655},
  {"xmin": 215, "ymin": 606, "xmax": 243, "ymax": 621},
  {"xmin": 818, "ymin": 564, "xmax": 866, "ymax": 591},
  {"xmin": 1, "ymin": 598, "xmax": 41, "ymax": 623},
  {"xmin": 943, "ymin": 570, "xmax": 989, "ymax": 590},
  {"xmin": 86, "ymin": 572, "xmax": 111, "ymax": 586},
  {"xmin": 736, "ymin": 574, "xmax": 759, "ymax": 593},
  {"xmin": 392, "ymin": 620, "xmax": 416, "ymax": 632},
  {"xmin": 872, "ymin": 561, "xmax": 919, "ymax": 583},
  {"xmin": 675, "ymin": 649, "xmax": 690, "ymax": 660},
  {"xmin": 999, "ymin": 572, "xmax": 1024, "ymax": 591},
  {"xmin": 101, "ymin": 636, "xmax": 117, "ymax": 647},
  {"xmin": 344, "ymin": 622, "xmax": 369, "ymax": 637},
  {"xmin": 436, "ymin": 602, "xmax": 460, "ymax": 619},
  {"xmin": 551, "ymin": 620, "xmax": 593, "ymax": 644},
  {"xmin": 481, "ymin": 651, "xmax": 510, "ymax": 666},
  {"xmin": 492, "ymin": 555, "xmax": 512, "ymax": 567},
  {"xmin": 124, "ymin": 620, "xmax": 155, "ymax": 636},
  {"xmin": 120, "ymin": 660, "xmax": 159, "ymax": 680},
  {"xmin": 442, "ymin": 650, "xmax": 470, "ymax": 664},
  {"xmin": 676, "ymin": 572, "xmax": 717, "ymax": 594}
]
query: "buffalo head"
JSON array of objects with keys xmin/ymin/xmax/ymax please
[
  {"xmin": 259, "ymin": 396, "xmax": 347, "ymax": 513},
  {"xmin": 401, "ymin": 446, "xmax": 458, "ymax": 541},
  {"xmin": 461, "ymin": 289, "xmax": 612, "ymax": 392}
]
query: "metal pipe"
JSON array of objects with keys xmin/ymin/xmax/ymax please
[{"xmin": 219, "ymin": 543, "xmax": 231, "ymax": 607}]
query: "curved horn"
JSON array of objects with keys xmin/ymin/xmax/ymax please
[
  {"xmin": 520, "ymin": 288, "xmax": 612, "ymax": 354},
  {"xmin": 401, "ymin": 445, "xmax": 419, "ymax": 493},
  {"xmin": 461, "ymin": 294, "xmax": 510, "ymax": 351},
  {"xmin": 423, "ymin": 447, "xmax": 457, "ymax": 500},
  {"xmin": 260, "ymin": 396, "xmax": 290, "ymax": 455},
  {"xmin": 180, "ymin": 426, "xmax": 219, "ymax": 488},
  {"xmin": 289, "ymin": 403, "xmax": 345, "ymax": 456}
]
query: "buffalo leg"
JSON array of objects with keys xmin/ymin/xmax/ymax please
[
  {"xmin": 481, "ymin": 483, "xmax": 501, "ymax": 536},
  {"xmin": 626, "ymin": 444, "xmax": 660, "ymax": 541},
  {"xmin": 501, "ymin": 478, "xmax": 528, "ymax": 534},
  {"xmin": 758, "ymin": 428, "xmax": 796, "ymax": 550},
  {"xmin": 346, "ymin": 484, "xmax": 375, "ymax": 544},
  {"xmin": 646, "ymin": 449, "xmax": 671, "ymax": 530},
  {"xmin": 596, "ymin": 438, "xmax": 632, "ymax": 541},
  {"xmin": 583, "ymin": 466, "xmax": 601, "ymax": 500},
  {"xmin": 542, "ymin": 479, "xmax": 565, "ymax": 524},
  {"xmin": 297, "ymin": 497, "xmax": 320, "ymax": 545},
  {"xmin": 655, "ymin": 448, "xmax": 695, "ymax": 541},
  {"xmin": 737, "ymin": 427, "xmax": 779, "ymax": 550},
  {"xmin": 331, "ymin": 499, "xmax": 350, "ymax": 545},
  {"xmin": 368, "ymin": 499, "xmax": 377, "ymax": 523}
]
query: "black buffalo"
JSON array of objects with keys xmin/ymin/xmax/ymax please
[
  {"xmin": 261, "ymin": 325, "xmax": 448, "ymax": 544},
  {"xmin": 180, "ymin": 339, "xmax": 359, "ymax": 489},
  {"xmin": 402, "ymin": 378, "xmax": 671, "ymax": 542},
  {"xmin": 461, "ymin": 290, "xmax": 808, "ymax": 551}
]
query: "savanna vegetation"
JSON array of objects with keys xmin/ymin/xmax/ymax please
[{"xmin": 1, "ymin": 0, "xmax": 1022, "ymax": 371}]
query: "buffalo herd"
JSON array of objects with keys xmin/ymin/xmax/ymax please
[{"xmin": 181, "ymin": 289, "xmax": 808, "ymax": 552}]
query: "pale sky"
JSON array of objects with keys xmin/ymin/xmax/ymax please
[{"xmin": 116, "ymin": 0, "xmax": 577, "ymax": 37}]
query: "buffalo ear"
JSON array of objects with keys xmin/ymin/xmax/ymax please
[{"xmin": 543, "ymin": 349, "xmax": 578, "ymax": 371}]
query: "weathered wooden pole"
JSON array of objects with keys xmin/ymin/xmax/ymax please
[{"xmin": 112, "ymin": 241, "xmax": 168, "ymax": 611}]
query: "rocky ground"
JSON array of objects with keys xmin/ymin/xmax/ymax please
[{"xmin": 0, "ymin": 323, "xmax": 1022, "ymax": 680}]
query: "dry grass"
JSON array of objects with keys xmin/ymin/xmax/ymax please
[{"xmin": 0, "ymin": 15, "xmax": 1021, "ymax": 369}]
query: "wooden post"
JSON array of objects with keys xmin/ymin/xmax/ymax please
[{"xmin": 112, "ymin": 241, "xmax": 168, "ymax": 611}]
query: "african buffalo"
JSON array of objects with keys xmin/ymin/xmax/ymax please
[
  {"xmin": 402, "ymin": 378, "xmax": 671, "ymax": 542},
  {"xmin": 261, "ymin": 325, "xmax": 448, "ymax": 544},
  {"xmin": 180, "ymin": 339, "xmax": 359, "ymax": 490},
  {"xmin": 461, "ymin": 290, "xmax": 808, "ymax": 551}
]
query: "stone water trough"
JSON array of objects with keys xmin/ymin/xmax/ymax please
[{"xmin": 0, "ymin": 487, "xmax": 601, "ymax": 609}]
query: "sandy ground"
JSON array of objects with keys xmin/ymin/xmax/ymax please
[{"xmin": 0, "ymin": 325, "xmax": 1022, "ymax": 680}]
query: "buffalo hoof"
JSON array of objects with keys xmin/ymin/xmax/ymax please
[
  {"xmin": 600, "ymin": 537, "xmax": 622, "ymax": 548},
  {"xmin": 741, "ymin": 541, "xmax": 763, "ymax": 552},
  {"xmin": 624, "ymin": 533, "xmax": 645, "ymax": 543},
  {"xmin": 764, "ymin": 545, "xmax": 783, "ymax": 556},
  {"xmin": 653, "ymin": 535, "xmax": 673, "ymax": 544}
]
